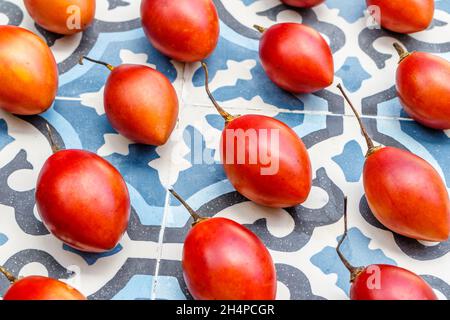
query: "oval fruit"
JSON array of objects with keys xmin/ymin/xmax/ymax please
[
  {"xmin": 183, "ymin": 217, "xmax": 277, "ymax": 300},
  {"xmin": 364, "ymin": 147, "xmax": 450, "ymax": 241},
  {"xmin": 221, "ymin": 115, "xmax": 312, "ymax": 208},
  {"xmin": 0, "ymin": 25, "xmax": 58, "ymax": 115},
  {"xmin": 104, "ymin": 64, "xmax": 179, "ymax": 146},
  {"xmin": 337, "ymin": 200, "xmax": 437, "ymax": 301},
  {"xmin": 140, "ymin": 0, "xmax": 220, "ymax": 62},
  {"xmin": 337, "ymin": 84, "xmax": 450, "ymax": 242},
  {"xmin": 351, "ymin": 265, "xmax": 437, "ymax": 300},
  {"xmin": 258, "ymin": 23, "xmax": 334, "ymax": 93},
  {"xmin": 201, "ymin": 62, "xmax": 312, "ymax": 208},
  {"xmin": 3, "ymin": 276, "xmax": 86, "ymax": 300},
  {"xmin": 24, "ymin": 0, "xmax": 96, "ymax": 35},
  {"xmin": 366, "ymin": 0, "xmax": 434, "ymax": 33},
  {"xmin": 395, "ymin": 44, "xmax": 450, "ymax": 130},
  {"xmin": 36, "ymin": 150, "xmax": 130, "ymax": 252}
]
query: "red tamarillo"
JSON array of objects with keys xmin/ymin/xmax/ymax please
[
  {"xmin": 337, "ymin": 198, "xmax": 438, "ymax": 300},
  {"xmin": 337, "ymin": 84, "xmax": 450, "ymax": 242},
  {"xmin": 141, "ymin": 0, "xmax": 219, "ymax": 62},
  {"xmin": 24, "ymin": 0, "xmax": 95, "ymax": 35},
  {"xmin": 0, "ymin": 26, "xmax": 58, "ymax": 115},
  {"xmin": 254, "ymin": 23, "xmax": 334, "ymax": 93},
  {"xmin": 1, "ymin": 266, "xmax": 86, "ymax": 300},
  {"xmin": 169, "ymin": 189, "xmax": 277, "ymax": 300},
  {"xmin": 366, "ymin": 0, "xmax": 434, "ymax": 34},
  {"xmin": 202, "ymin": 62, "xmax": 312, "ymax": 208},
  {"xmin": 79, "ymin": 56, "xmax": 179, "ymax": 146},
  {"xmin": 35, "ymin": 125, "xmax": 130, "ymax": 252},
  {"xmin": 394, "ymin": 43, "xmax": 450, "ymax": 130}
]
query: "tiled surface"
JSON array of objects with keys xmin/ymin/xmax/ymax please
[{"xmin": 0, "ymin": 0, "xmax": 449, "ymax": 300}]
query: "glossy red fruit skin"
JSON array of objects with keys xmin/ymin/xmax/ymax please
[
  {"xmin": 3, "ymin": 276, "xmax": 86, "ymax": 300},
  {"xmin": 140, "ymin": 0, "xmax": 220, "ymax": 62},
  {"xmin": 221, "ymin": 115, "xmax": 312, "ymax": 208},
  {"xmin": 259, "ymin": 23, "xmax": 334, "ymax": 94},
  {"xmin": 104, "ymin": 64, "xmax": 179, "ymax": 146},
  {"xmin": 36, "ymin": 150, "xmax": 130, "ymax": 252},
  {"xmin": 183, "ymin": 218, "xmax": 277, "ymax": 300},
  {"xmin": 281, "ymin": 0, "xmax": 325, "ymax": 8},
  {"xmin": 366, "ymin": 0, "xmax": 434, "ymax": 34},
  {"xmin": 0, "ymin": 25, "xmax": 58, "ymax": 115},
  {"xmin": 363, "ymin": 147, "xmax": 450, "ymax": 242},
  {"xmin": 396, "ymin": 52, "xmax": 450, "ymax": 130},
  {"xmin": 351, "ymin": 264, "xmax": 437, "ymax": 300},
  {"xmin": 24, "ymin": 0, "xmax": 95, "ymax": 35}
]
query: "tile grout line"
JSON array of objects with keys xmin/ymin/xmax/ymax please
[
  {"xmin": 342, "ymin": 112, "xmax": 415, "ymax": 122},
  {"xmin": 53, "ymin": 94, "xmax": 416, "ymax": 123},
  {"xmin": 150, "ymin": 61, "xmax": 187, "ymax": 300},
  {"xmin": 183, "ymin": 103, "xmax": 416, "ymax": 122},
  {"xmin": 179, "ymin": 62, "xmax": 188, "ymax": 115},
  {"xmin": 151, "ymin": 190, "xmax": 171, "ymax": 300},
  {"xmin": 54, "ymin": 91, "xmax": 414, "ymax": 122},
  {"xmin": 55, "ymin": 96, "xmax": 82, "ymax": 101}
]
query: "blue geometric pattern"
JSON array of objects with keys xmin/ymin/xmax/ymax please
[
  {"xmin": 311, "ymin": 228, "xmax": 397, "ymax": 295},
  {"xmin": 336, "ymin": 57, "xmax": 371, "ymax": 92},
  {"xmin": 332, "ymin": 140, "xmax": 365, "ymax": 182},
  {"xmin": 0, "ymin": 234, "xmax": 7, "ymax": 247},
  {"xmin": 0, "ymin": 0, "xmax": 449, "ymax": 300},
  {"xmin": 0, "ymin": 120, "xmax": 14, "ymax": 151},
  {"xmin": 325, "ymin": 0, "xmax": 367, "ymax": 23}
]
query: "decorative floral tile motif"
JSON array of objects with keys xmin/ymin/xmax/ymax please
[{"xmin": 0, "ymin": 0, "xmax": 449, "ymax": 300}]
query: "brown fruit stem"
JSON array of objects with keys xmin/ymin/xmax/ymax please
[
  {"xmin": 46, "ymin": 123, "xmax": 60, "ymax": 154},
  {"xmin": 201, "ymin": 62, "xmax": 236, "ymax": 124},
  {"xmin": 336, "ymin": 197, "xmax": 365, "ymax": 282},
  {"xmin": 393, "ymin": 42, "xmax": 410, "ymax": 63},
  {"xmin": 169, "ymin": 189, "xmax": 208, "ymax": 226},
  {"xmin": 79, "ymin": 56, "xmax": 114, "ymax": 71},
  {"xmin": 253, "ymin": 24, "xmax": 266, "ymax": 33},
  {"xmin": 0, "ymin": 266, "xmax": 17, "ymax": 283},
  {"xmin": 337, "ymin": 84, "xmax": 380, "ymax": 157}
]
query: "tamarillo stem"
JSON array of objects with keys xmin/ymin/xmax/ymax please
[
  {"xmin": 337, "ymin": 84, "xmax": 381, "ymax": 157},
  {"xmin": 169, "ymin": 189, "xmax": 208, "ymax": 226},
  {"xmin": 0, "ymin": 266, "xmax": 17, "ymax": 283},
  {"xmin": 336, "ymin": 197, "xmax": 365, "ymax": 282},
  {"xmin": 45, "ymin": 123, "xmax": 60, "ymax": 154},
  {"xmin": 253, "ymin": 25, "xmax": 266, "ymax": 33},
  {"xmin": 393, "ymin": 42, "xmax": 411, "ymax": 63},
  {"xmin": 201, "ymin": 62, "xmax": 235, "ymax": 123},
  {"xmin": 79, "ymin": 56, "xmax": 114, "ymax": 71}
]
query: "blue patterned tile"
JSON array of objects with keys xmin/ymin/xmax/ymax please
[
  {"xmin": 0, "ymin": 120, "xmax": 14, "ymax": 151},
  {"xmin": 1, "ymin": 0, "xmax": 449, "ymax": 300},
  {"xmin": 332, "ymin": 140, "xmax": 365, "ymax": 182},
  {"xmin": 311, "ymin": 227, "xmax": 397, "ymax": 296},
  {"xmin": 336, "ymin": 57, "xmax": 371, "ymax": 93},
  {"xmin": 325, "ymin": 0, "xmax": 366, "ymax": 23}
]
